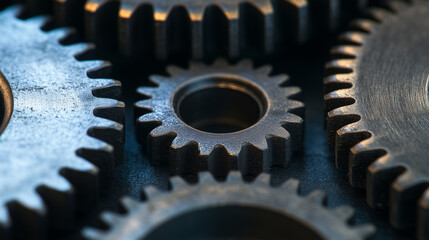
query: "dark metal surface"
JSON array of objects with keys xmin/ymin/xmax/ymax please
[
  {"xmin": 135, "ymin": 60, "xmax": 304, "ymax": 180},
  {"xmin": 0, "ymin": 7, "xmax": 124, "ymax": 239},
  {"xmin": 82, "ymin": 172, "xmax": 374, "ymax": 240},
  {"xmin": 325, "ymin": 0, "xmax": 429, "ymax": 239}
]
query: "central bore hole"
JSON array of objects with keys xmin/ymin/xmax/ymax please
[
  {"xmin": 144, "ymin": 205, "xmax": 325, "ymax": 240},
  {"xmin": 173, "ymin": 75, "xmax": 268, "ymax": 133},
  {"xmin": 0, "ymin": 71, "xmax": 12, "ymax": 136}
]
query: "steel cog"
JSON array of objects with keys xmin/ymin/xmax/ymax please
[
  {"xmin": 324, "ymin": 0, "xmax": 429, "ymax": 238},
  {"xmin": 82, "ymin": 172, "xmax": 375, "ymax": 240},
  {"xmin": 135, "ymin": 59, "xmax": 304, "ymax": 180},
  {"xmin": 0, "ymin": 6, "xmax": 124, "ymax": 239},
  {"xmin": 18, "ymin": 0, "xmax": 390, "ymax": 59}
]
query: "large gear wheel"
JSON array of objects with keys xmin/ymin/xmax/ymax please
[
  {"xmin": 0, "ymin": 6, "xmax": 124, "ymax": 239},
  {"xmin": 82, "ymin": 172, "xmax": 375, "ymax": 240},
  {"xmin": 18, "ymin": 0, "xmax": 388, "ymax": 60},
  {"xmin": 324, "ymin": 0, "xmax": 429, "ymax": 239},
  {"xmin": 135, "ymin": 59, "xmax": 304, "ymax": 179}
]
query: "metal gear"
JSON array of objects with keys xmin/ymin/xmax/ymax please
[
  {"xmin": 19, "ymin": 0, "xmax": 390, "ymax": 59},
  {"xmin": 0, "ymin": 6, "xmax": 124, "ymax": 239},
  {"xmin": 82, "ymin": 172, "xmax": 375, "ymax": 240},
  {"xmin": 135, "ymin": 59, "xmax": 304, "ymax": 179},
  {"xmin": 324, "ymin": 0, "xmax": 429, "ymax": 239}
]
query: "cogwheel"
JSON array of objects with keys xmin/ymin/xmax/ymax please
[
  {"xmin": 82, "ymin": 172, "xmax": 375, "ymax": 240},
  {"xmin": 324, "ymin": 0, "xmax": 429, "ymax": 238},
  {"xmin": 135, "ymin": 59, "xmax": 304, "ymax": 180},
  {"xmin": 0, "ymin": 6, "xmax": 124, "ymax": 239},
  {"xmin": 24, "ymin": 0, "xmax": 388, "ymax": 59}
]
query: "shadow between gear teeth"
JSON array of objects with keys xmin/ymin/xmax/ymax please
[
  {"xmin": 0, "ymin": 6, "xmax": 124, "ymax": 240},
  {"xmin": 324, "ymin": 0, "xmax": 429, "ymax": 239},
  {"xmin": 135, "ymin": 59, "xmax": 304, "ymax": 180},
  {"xmin": 82, "ymin": 172, "xmax": 375, "ymax": 240},
  {"xmin": 19, "ymin": 0, "xmax": 387, "ymax": 59}
]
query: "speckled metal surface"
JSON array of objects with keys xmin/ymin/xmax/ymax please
[{"xmin": 0, "ymin": 6, "xmax": 123, "ymax": 239}]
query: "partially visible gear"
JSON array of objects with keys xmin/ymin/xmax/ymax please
[
  {"xmin": 82, "ymin": 172, "xmax": 375, "ymax": 240},
  {"xmin": 0, "ymin": 6, "xmax": 124, "ymax": 239},
  {"xmin": 18, "ymin": 0, "xmax": 391, "ymax": 59},
  {"xmin": 135, "ymin": 59, "xmax": 304, "ymax": 179},
  {"xmin": 324, "ymin": 0, "xmax": 429, "ymax": 239}
]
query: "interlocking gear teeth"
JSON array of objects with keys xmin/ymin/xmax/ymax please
[
  {"xmin": 0, "ymin": 6, "xmax": 124, "ymax": 239},
  {"xmin": 135, "ymin": 59, "xmax": 304, "ymax": 180},
  {"xmin": 82, "ymin": 172, "xmax": 375, "ymax": 240},
  {"xmin": 324, "ymin": 1, "xmax": 429, "ymax": 238}
]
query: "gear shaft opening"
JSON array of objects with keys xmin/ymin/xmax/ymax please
[
  {"xmin": 0, "ymin": 71, "xmax": 12, "ymax": 135},
  {"xmin": 144, "ymin": 204, "xmax": 325, "ymax": 240},
  {"xmin": 172, "ymin": 74, "xmax": 268, "ymax": 134}
]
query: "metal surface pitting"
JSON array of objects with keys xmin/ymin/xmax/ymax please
[
  {"xmin": 135, "ymin": 59, "xmax": 304, "ymax": 179},
  {"xmin": 324, "ymin": 0, "xmax": 429, "ymax": 239},
  {"xmin": 82, "ymin": 172, "xmax": 375, "ymax": 240},
  {"xmin": 0, "ymin": 6, "xmax": 124, "ymax": 239}
]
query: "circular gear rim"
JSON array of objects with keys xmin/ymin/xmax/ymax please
[
  {"xmin": 135, "ymin": 59, "xmax": 304, "ymax": 180},
  {"xmin": 324, "ymin": 0, "xmax": 429, "ymax": 238},
  {"xmin": 0, "ymin": 6, "xmax": 124, "ymax": 239},
  {"xmin": 82, "ymin": 172, "xmax": 375, "ymax": 240}
]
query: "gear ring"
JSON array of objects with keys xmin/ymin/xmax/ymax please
[
  {"xmin": 135, "ymin": 59, "xmax": 304, "ymax": 179},
  {"xmin": 0, "ymin": 6, "xmax": 124, "ymax": 239},
  {"xmin": 82, "ymin": 172, "xmax": 375, "ymax": 240},
  {"xmin": 324, "ymin": 0, "xmax": 429, "ymax": 238}
]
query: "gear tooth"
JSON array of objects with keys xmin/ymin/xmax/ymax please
[
  {"xmin": 305, "ymin": 190, "xmax": 327, "ymax": 205},
  {"xmin": 198, "ymin": 172, "xmax": 218, "ymax": 184},
  {"xmin": 276, "ymin": 0, "xmax": 308, "ymax": 43},
  {"xmin": 236, "ymin": 59, "xmax": 253, "ymax": 69},
  {"xmin": 385, "ymin": 0, "xmax": 410, "ymax": 13},
  {"xmin": 208, "ymin": 145, "xmax": 232, "ymax": 180},
  {"xmin": 324, "ymin": 89, "xmax": 355, "ymax": 114},
  {"xmin": 226, "ymin": 171, "xmax": 243, "ymax": 183},
  {"xmin": 390, "ymin": 171, "xmax": 428, "ymax": 229},
  {"xmin": 263, "ymin": 133, "xmax": 292, "ymax": 171},
  {"xmin": 255, "ymin": 65, "xmax": 272, "ymax": 75},
  {"xmin": 338, "ymin": 31, "xmax": 366, "ymax": 45},
  {"xmin": 365, "ymin": 7, "xmax": 392, "ymax": 23},
  {"xmin": 100, "ymin": 211, "xmax": 121, "ymax": 226},
  {"xmin": 172, "ymin": 141, "xmax": 200, "ymax": 178},
  {"xmin": 272, "ymin": 74, "xmax": 289, "ymax": 86},
  {"xmin": 332, "ymin": 205, "xmax": 355, "ymax": 221},
  {"xmin": 87, "ymin": 62, "xmax": 113, "ymax": 79},
  {"xmin": 142, "ymin": 185, "xmax": 162, "ymax": 200},
  {"xmin": 284, "ymin": 86, "xmax": 302, "ymax": 98},
  {"xmin": 325, "ymin": 59, "xmax": 355, "ymax": 76},
  {"xmin": 189, "ymin": 61, "xmax": 208, "ymax": 71},
  {"xmin": 166, "ymin": 65, "xmax": 186, "ymax": 76},
  {"xmin": 148, "ymin": 74, "xmax": 169, "ymax": 86},
  {"xmin": 150, "ymin": 125, "xmax": 171, "ymax": 137},
  {"xmin": 350, "ymin": 19, "xmax": 376, "ymax": 33},
  {"xmin": 326, "ymin": 104, "xmax": 360, "ymax": 152},
  {"xmin": 281, "ymin": 178, "xmax": 300, "ymax": 193},
  {"xmin": 171, "ymin": 136, "xmax": 189, "ymax": 149},
  {"xmin": 324, "ymin": 74, "xmax": 353, "ymax": 94},
  {"xmin": 170, "ymin": 176, "xmax": 189, "ymax": 190},
  {"xmin": 335, "ymin": 121, "xmax": 371, "ymax": 170},
  {"xmin": 92, "ymin": 81, "xmax": 122, "ymax": 99},
  {"xmin": 367, "ymin": 157, "xmax": 406, "ymax": 208},
  {"xmin": 238, "ymin": 143, "xmax": 263, "ymax": 178},
  {"xmin": 353, "ymin": 224, "xmax": 376, "ymax": 239},
  {"xmin": 287, "ymin": 99, "xmax": 305, "ymax": 112},
  {"xmin": 284, "ymin": 113, "xmax": 303, "ymax": 125},
  {"xmin": 253, "ymin": 173, "xmax": 271, "ymax": 185},
  {"xmin": 93, "ymin": 102, "xmax": 125, "ymax": 124},
  {"xmin": 138, "ymin": 113, "xmax": 162, "ymax": 124},
  {"xmin": 82, "ymin": 227, "xmax": 106, "ymax": 240},
  {"xmin": 74, "ymin": 44, "xmax": 98, "ymax": 61},
  {"xmin": 330, "ymin": 45, "xmax": 361, "ymax": 59},
  {"xmin": 119, "ymin": 196, "xmax": 140, "ymax": 212}
]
